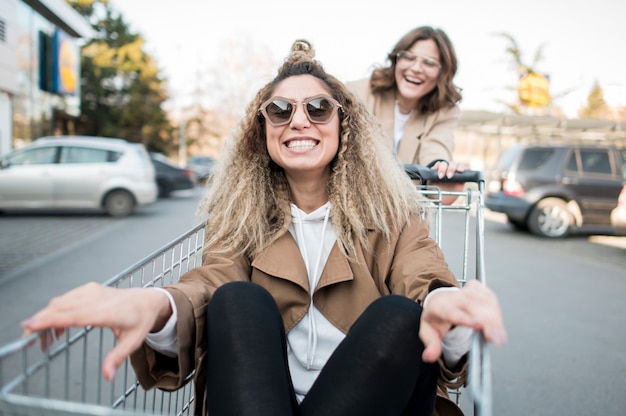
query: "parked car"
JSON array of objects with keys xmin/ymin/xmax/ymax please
[
  {"xmin": 186, "ymin": 155, "xmax": 215, "ymax": 183},
  {"xmin": 0, "ymin": 136, "xmax": 158, "ymax": 217},
  {"xmin": 485, "ymin": 143, "xmax": 626, "ymax": 238},
  {"xmin": 611, "ymin": 183, "xmax": 626, "ymax": 231},
  {"xmin": 150, "ymin": 153, "xmax": 196, "ymax": 198}
]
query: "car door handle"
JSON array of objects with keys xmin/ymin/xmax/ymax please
[{"xmin": 562, "ymin": 177, "xmax": 578, "ymax": 184}]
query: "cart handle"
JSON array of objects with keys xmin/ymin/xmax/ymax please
[{"xmin": 404, "ymin": 164, "xmax": 484, "ymax": 184}]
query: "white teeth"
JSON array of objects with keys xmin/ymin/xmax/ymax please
[
  {"xmin": 286, "ymin": 139, "xmax": 317, "ymax": 150},
  {"xmin": 405, "ymin": 77, "xmax": 423, "ymax": 85}
]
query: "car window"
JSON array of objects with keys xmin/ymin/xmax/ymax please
[
  {"xmin": 517, "ymin": 148, "xmax": 554, "ymax": 171},
  {"xmin": 190, "ymin": 156, "xmax": 214, "ymax": 165},
  {"xmin": 8, "ymin": 147, "xmax": 57, "ymax": 165},
  {"xmin": 153, "ymin": 159, "xmax": 176, "ymax": 172},
  {"xmin": 579, "ymin": 149, "xmax": 612, "ymax": 175},
  {"xmin": 59, "ymin": 146, "xmax": 121, "ymax": 164}
]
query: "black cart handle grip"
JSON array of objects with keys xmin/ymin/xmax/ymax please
[{"xmin": 404, "ymin": 164, "xmax": 484, "ymax": 184}]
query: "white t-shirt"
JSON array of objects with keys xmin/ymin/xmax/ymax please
[{"xmin": 393, "ymin": 100, "xmax": 413, "ymax": 156}]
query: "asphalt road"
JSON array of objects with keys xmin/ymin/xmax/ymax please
[
  {"xmin": 0, "ymin": 188, "xmax": 206, "ymax": 343},
  {"xmin": 1, "ymin": 189, "xmax": 625, "ymax": 415}
]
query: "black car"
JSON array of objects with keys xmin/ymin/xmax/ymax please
[
  {"xmin": 186, "ymin": 155, "xmax": 215, "ymax": 183},
  {"xmin": 150, "ymin": 154, "xmax": 196, "ymax": 198},
  {"xmin": 485, "ymin": 144, "xmax": 626, "ymax": 238}
]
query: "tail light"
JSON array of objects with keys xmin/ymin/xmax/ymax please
[
  {"xmin": 503, "ymin": 177, "xmax": 524, "ymax": 196},
  {"xmin": 183, "ymin": 169, "xmax": 196, "ymax": 181},
  {"xmin": 618, "ymin": 185, "xmax": 626, "ymax": 207}
]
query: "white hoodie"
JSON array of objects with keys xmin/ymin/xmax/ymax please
[{"xmin": 287, "ymin": 202, "xmax": 345, "ymax": 402}]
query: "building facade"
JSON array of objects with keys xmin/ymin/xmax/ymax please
[{"xmin": 0, "ymin": 0, "xmax": 91, "ymax": 155}]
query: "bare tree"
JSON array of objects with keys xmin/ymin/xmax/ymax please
[
  {"xmin": 204, "ymin": 36, "xmax": 275, "ymax": 117},
  {"xmin": 182, "ymin": 36, "xmax": 276, "ymax": 157}
]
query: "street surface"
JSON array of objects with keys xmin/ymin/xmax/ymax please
[{"xmin": 0, "ymin": 186, "xmax": 625, "ymax": 415}]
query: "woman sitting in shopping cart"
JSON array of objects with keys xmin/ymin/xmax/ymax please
[{"xmin": 22, "ymin": 39, "xmax": 507, "ymax": 416}]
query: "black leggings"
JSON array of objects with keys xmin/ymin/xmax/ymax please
[{"xmin": 205, "ymin": 281, "xmax": 438, "ymax": 416}]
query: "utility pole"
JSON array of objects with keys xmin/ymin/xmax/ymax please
[{"xmin": 178, "ymin": 116, "xmax": 187, "ymax": 167}]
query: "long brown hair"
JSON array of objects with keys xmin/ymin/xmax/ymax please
[
  {"xmin": 369, "ymin": 26, "xmax": 462, "ymax": 114},
  {"xmin": 197, "ymin": 39, "xmax": 427, "ymax": 261}
]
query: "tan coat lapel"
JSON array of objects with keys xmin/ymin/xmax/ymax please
[{"xmin": 252, "ymin": 232, "xmax": 310, "ymax": 291}]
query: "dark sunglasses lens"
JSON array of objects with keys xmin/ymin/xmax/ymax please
[
  {"xmin": 306, "ymin": 98, "xmax": 334, "ymax": 122},
  {"xmin": 265, "ymin": 100, "xmax": 293, "ymax": 124}
]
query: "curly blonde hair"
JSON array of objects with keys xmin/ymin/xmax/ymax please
[{"xmin": 197, "ymin": 39, "xmax": 427, "ymax": 261}]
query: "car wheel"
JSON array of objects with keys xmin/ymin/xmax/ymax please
[
  {"xmin": 528, "ymin": 198, "xmax": 571, "ymax": 238},
  {"xmin": 104, "ymin": 190, "xmax": 135, "ymax": 217}
]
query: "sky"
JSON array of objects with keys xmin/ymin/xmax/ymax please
[{"xmin": 112, "ymin": 0, "xmax": 626, "ymax": 118}]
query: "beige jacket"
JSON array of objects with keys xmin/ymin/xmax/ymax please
[
  {"xmin": 347, "ymin": 78, "xmax": 460, "ymax": 166},
  {"xmin": 130, "ymin": 214, "xmax": 467, "ymax": 416}
]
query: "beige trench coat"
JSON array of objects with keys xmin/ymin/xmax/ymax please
[
  {"xmin": 130, "ymin": 214, "xmax": 467, "ymax": 416},
  {"xmin": 347, "ymin": 78, "xmax": 460, "ymax": 166}
]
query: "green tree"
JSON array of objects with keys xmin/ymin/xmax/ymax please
[
  {"xmin": 66, "ymin": 0, "xmax": 172, "ymax": 152},
  {"xmin": 578, "ymin": 81, "xmax": 610, "ymax": 119}
]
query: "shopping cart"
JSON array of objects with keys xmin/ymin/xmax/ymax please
[
  {"xmin": 0, "ymin": 165, "xmax": 492, "ymax": 416},
  {"xmin": 404, "ymin": 164, "xmax": 491, "ymax": 416},
  {"xmin": 0, "ymin": 225, "xmax": 205, "ymax": 416}
]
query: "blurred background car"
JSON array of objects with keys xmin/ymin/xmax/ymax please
[
  {"xmin": 149, "ymin": 153, "xmax": 196, "ymax": 198},
  {"xmin": 611, "ymin": 184, "xmax": 626, "ymax": 232},
  {"xmin": 0, "ymin": 136, "xmax": 157, "ymax": 217},
  {"xmin": 485, "ymin": 143, "xmax": 626, "ymax": 238},
  {"xmin": 186, "ymin": 155, "xmax": 215, "ymax": 183}
]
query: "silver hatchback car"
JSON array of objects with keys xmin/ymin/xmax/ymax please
[{"xmin": 0, "ymin": 136, "xmax": 158, "ymax": 217}]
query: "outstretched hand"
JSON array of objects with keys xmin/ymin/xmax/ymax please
[
  {"xmin": 419, "ymin": 281, "xmax": 507, "ymax": 363},
  {"xmin": 21, "ymin": 282, "xmax": 171, "ymax": 381}
]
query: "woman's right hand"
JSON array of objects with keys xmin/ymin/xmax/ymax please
[
  {"xmin": 419, "ymin": 280, "xmax": 507, "ymax": 363},
  {"xmin": 21, "ymin": 282, "xmax": 172, "ymax": 381}
]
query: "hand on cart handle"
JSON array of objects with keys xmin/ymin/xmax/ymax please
[
  {"xmin": 21, "ymin": 282, "xmax": 173, "ymax": 382},
  {"xmin": 404, "ymin": 163, "xmax": 484, "ymax": 184},
  {"xmin": 404, "ymin": 163, "xmax": 482, "ymax": 205},
  {"xmin": 419, "ymin": 280, "xmax": 507, "ymax": 363},
  {"xmin": 430, "ymin": 160, "xmax": 466, "ymax": 181}
]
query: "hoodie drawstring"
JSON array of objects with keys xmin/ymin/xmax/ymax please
[{"xmin": 294, "ymin": 204, "xmax": 331, "ymax": 369}]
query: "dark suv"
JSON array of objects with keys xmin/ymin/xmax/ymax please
[{"xmin": 485, "ymin": 144, "xmax": 626, "ymax": 238}]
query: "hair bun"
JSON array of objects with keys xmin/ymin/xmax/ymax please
[{"xmin": 287, "ymin": 39, "xmax": 316, "ymax": 61}]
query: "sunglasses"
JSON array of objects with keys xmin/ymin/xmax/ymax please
[{"xmin": 258, "ymin": 95, "xmax": 342, "ymax": 126}]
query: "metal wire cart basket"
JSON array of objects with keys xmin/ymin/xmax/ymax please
[{"xmin": 0, "ymin": 165, "xmax": 492, "ymax": 416}]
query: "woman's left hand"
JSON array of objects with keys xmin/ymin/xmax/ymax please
[
  {"xmin": 431, "ymin": 160, "xmax": 464, "ymax": 180},
  {"xmin": 419, "ymin": 281, "xmax": 508, "ymax": 363},
  {"xmin": 427, "ymin": 161, "xmax": 466, "ymax": 205}
]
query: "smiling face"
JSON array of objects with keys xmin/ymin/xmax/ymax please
[
  {"xmin": 264, "ymin": 74, "xmax": 340, "ymax": 184},
  {"xmin": 394, "ymin": 38, "xmax": 441, "ymax": 112}
]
